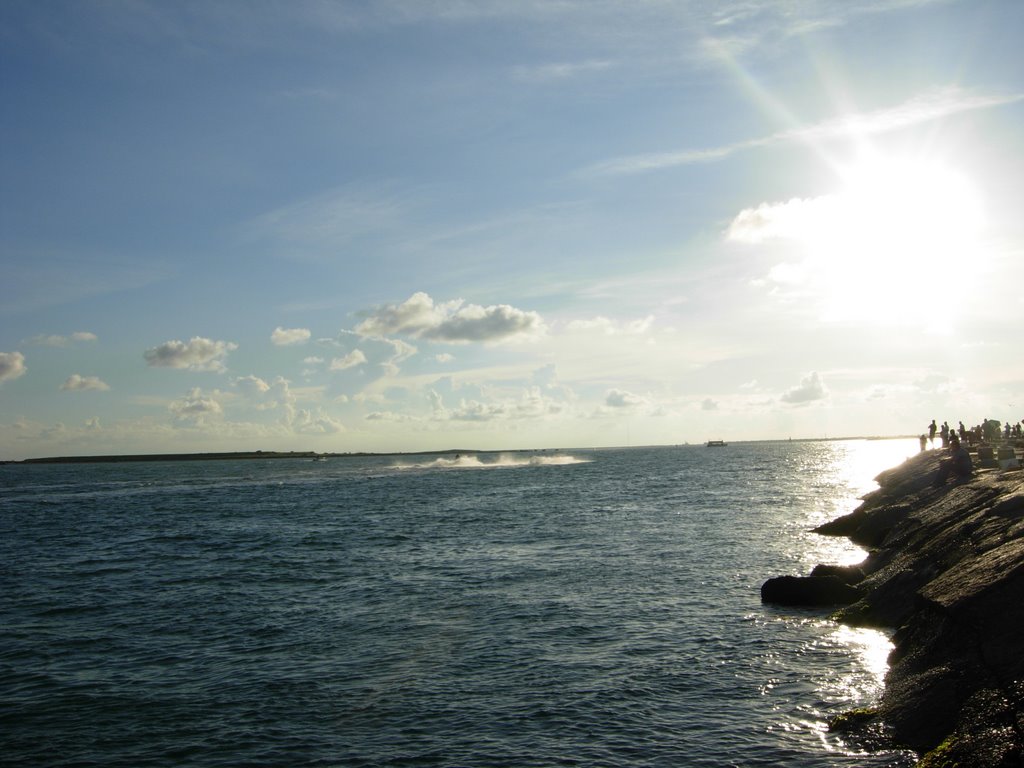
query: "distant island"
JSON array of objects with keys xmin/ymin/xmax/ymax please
[
  {"xmin": 4, "ymin": 448, "xmax": 520, "ymax": 465},
  {"xmin": 1, "ymin": 437, "xmax": 924, "ymax": 465}
]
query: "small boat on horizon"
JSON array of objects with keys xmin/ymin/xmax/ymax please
[{"xmin": 706, "ymin": 440, "xmax": 727, "ymax": 447}]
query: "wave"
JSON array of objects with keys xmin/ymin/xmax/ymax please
[{"xmin": 392, "ymin": 453, "xmax": 589, "ymax": 470}]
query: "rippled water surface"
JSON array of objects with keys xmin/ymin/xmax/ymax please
[{"xmin": 1, "ymin": 441, "xmax": 919, "ymax": 766}]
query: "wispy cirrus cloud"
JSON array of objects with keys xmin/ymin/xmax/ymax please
[
  {"xmin": 26, "ymin": 331, "xmax": 97, "ymax": 347},
  {"xmin": 511, "ymin": 59, "xmax": 614, "ymax": 83},
  {"xmin": 584, "ymin": 87, "xmax": 1024, "ymax": 176},
  {"xmin": 243, "ymin": 182, "xmax": 417, "ymax": 253}
]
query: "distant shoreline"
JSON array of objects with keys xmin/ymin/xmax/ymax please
[
  {"xmin": 2, "ymin": 436, "xmax": 920, "ymax": 465},
  {"xmin": 3, "ymin": 449, "xmax": 479, "ymax": 465}
]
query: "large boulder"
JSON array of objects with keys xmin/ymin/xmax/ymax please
[
  {"xmin": 760, "ymin": 575, "xmax": 861, "ymax": 606},
  {"xmin": 807, "ymin": 467, "xmax": 1024, "ymax": 764}
]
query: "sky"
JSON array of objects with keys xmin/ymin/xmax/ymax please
[{"xmin": 2, "ymin": 0, "xmax": 1023, "ymax": 459}]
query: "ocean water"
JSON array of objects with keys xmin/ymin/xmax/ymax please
[{"xmin": 0, "ymin": 440, "xmax": 920, "ymax": 767}]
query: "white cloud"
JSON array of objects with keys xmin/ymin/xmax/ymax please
[
  {"xmin": 303, "ymin": 356, "xmax": 325, "ymax": 364},
  {"xmin": 385, "ymin": 338, "xmax": 418, "ymax": 363},
  {"xmin": 356, "ymin": 292, "xmax": 546, "ymax": 344},
  {"xmin": 355, "ymin": 292, "xmax": 456, "ymax": 337},
  {"xmin": 169, "ymin": 387, "xmax": 224, "ymax": 423},
  {"xmin": 261, "ymin": 377, "xmax": 341, "ymax": 434},
  {"xmin": 428, "ymin": 389, "xmax": 447, "ymax": 418},
  {"xmin": 291, "ymin": 408, "xmax": 345, "ymax": 434},
  {"xmin": 702, "ymin": 398, "xmax": 718, "ymax": 411},
  {"xmin": 60, "ymin": 374, "xmax": 110, "ymax": 392},
  {"xmin": 605, "ymin": 388, "xmax": 645, "ymax": 408},
  {"xmin": 513, "ymin": 386, "xmax": 564, "ymax": 418},
  {"xmin": 366, "ymin": 411, "xmax": 419, "ymax": 422},
  {"xmin": 914, "ymin": 373, "xmax": 950, "ymax": 393},
  {"xmin": 271, "ymin": 326, "xmax": 311, "ymax": 345},
  {"xmin": 448, "ymin": 399, "xmax": 506, "ymax": 421},
  {"xmin": 781, "ymin": 372, "xmax": 828, "ymax": 404},
  {"xmin": 144, "ymin": 337, "xmax": 238, "ymax": 372},
  {"xmin": 0, "ymin": 351, "xmax": 27, "ymax": 384},
  {"xmin": 568, "ymin": 315, "xmax": 655, "ymax": 335},
  {"xmin": 235, "ymin": 375, "xmax": 271, "ymax": 395},
  {"xmin": 726, "ymin": 196, "xmax": 836, "ymax": 244},
  {"xmin": 26, "ymin": 331, "xmax": 98, "ymax": 347},
  {"xmin": 426, "ymin": 384, "xmax": 564, "ymax": 423},
  {"xmin": 435, "ymin": 353, "xmax": 455, "ymax": 363},
  {"xmin": 329, "ymin": 349, "xmax": 368, "ymax": 371}
]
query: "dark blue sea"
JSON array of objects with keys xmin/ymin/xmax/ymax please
[{"xmin": 1, "ymin": 440, "xmax": 920, "ymax": 767}]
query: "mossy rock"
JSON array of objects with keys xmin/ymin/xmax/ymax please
[
  {"xmin": 828, "ymin": 707, "xmax": 878, "ymax": 732},
  {"xmin": 917, "ymin": 735, "xmax": 960, "ymax": 768},
  {"xmin": 917, "ymin": 728, "xmax": 1022, "ymax": 768}
]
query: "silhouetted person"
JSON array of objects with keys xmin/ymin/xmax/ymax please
[
  {"xmin": 919, "ymin": 434, "xmax": 928, "ymax": 452},
  {"xmin": 928, "ymin": 419, "xmax": 937, "ymax": 446},
  {"xmin": 934, "ymin": 436, "xmax": 973, "ymax": 486}
]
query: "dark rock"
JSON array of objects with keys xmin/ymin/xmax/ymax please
[
  {"xmin": 760, "ymin": 575, "xmax": 861, "ymax": 606},
  {"xmin": 767, "ymin": 452, "xmax": 1024, "ymax": 765},
  {"xmin": 810, "ymin": 563, "xmax": 865, "ymax": 584},
  {"xmin": 916, "ymin": 687, "xmax": 1024, "ymax": 767}
]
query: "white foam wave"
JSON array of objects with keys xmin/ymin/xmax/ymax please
[{"xmin": 392, "ymin": 453, "xmax": 588, "ymax": 470}]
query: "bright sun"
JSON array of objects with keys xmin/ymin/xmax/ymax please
[{"xmin": 804, "ymin": 153, "xmax": 986, "ymax": 328}]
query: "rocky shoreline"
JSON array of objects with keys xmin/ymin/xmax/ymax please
[{"xmin": 763, "ymin": 447, "xmax": 1024, "ymax": 767}]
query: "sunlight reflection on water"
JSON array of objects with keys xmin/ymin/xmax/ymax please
[
  {"xmin": 765, "ymin": 439, "xmax": 917, "ymax": 764},
  {"xmin": 798, "ymin": 438, "xmax": 919, "ymax": 571},
  {"xmin": 833, "ymin": 625, "xmax": 891, "ymax": 690}
]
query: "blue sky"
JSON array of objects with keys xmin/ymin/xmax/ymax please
[{"xmin": 2, "ymin": 0, "xmax": 1022, "ymax": 459}]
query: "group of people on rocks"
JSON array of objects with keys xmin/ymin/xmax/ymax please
[
  {"xmin": 923, "ymin": 417, "xmax": 1023, "ymax": 450},
  {"xmin": 922, "ymin": 416, "xmax": 1024, "ymax": 487}
]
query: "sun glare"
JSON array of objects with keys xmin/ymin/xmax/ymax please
[{"xmin": 808, "ymin": 154, "xmax": 986, "ymax": 328}]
